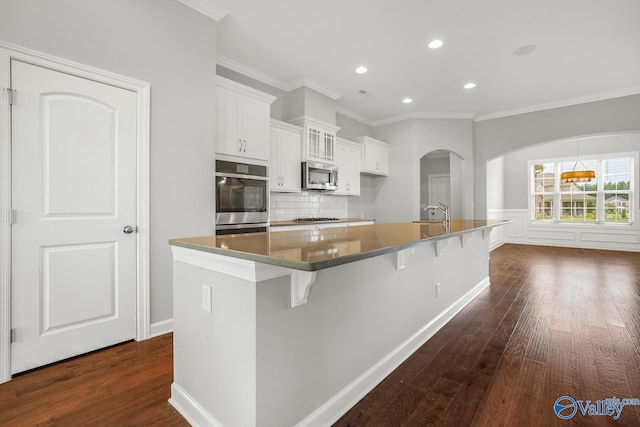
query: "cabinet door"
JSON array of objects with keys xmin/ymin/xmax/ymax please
[
  {"xmin": 346, "ymin": 144, "xmax": 361, "ymax": 195},
  {"xmin": 242, "ymin": 96, "xmax": 270, "ymax": 160},
  {"xmin": 364, "ymin": 143, "xmax": 389, "ymax": 176},
  {"xmin": 323, "ymin": 131, "xmax": 335, "ymax": 163},
  {"xmin": 278, "ymin": 129, "xmax": 301, "ymax": 192},
  {"xmin": 269, "ymin": 128, "xmax": 280, "ymax": 190},
  {"xmin": 335, "ymin": 142, "xmax": 361, "ymax": 195},
  {"xmin": 216, "ymin": 87, "xmax": 243, "ymax": 156}
]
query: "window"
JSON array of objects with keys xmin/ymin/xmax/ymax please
[{"xmin": 531, "ymin": 155, "xmax": 634, "ymax": 224}]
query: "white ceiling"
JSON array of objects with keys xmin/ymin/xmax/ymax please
[{"xmin": 209, "ymin": 0, "xmax": 640, "ymax": 123}]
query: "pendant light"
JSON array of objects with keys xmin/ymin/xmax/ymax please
[{"xmin": 561, "ymin": 137, "xmax": 595, "ymax": 183}]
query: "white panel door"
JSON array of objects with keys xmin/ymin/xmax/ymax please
[
  {"xmin": 10, "ymin": 60, "xmax": 137, "ymax": 374},
  {"xmin": 429, "ymin": 174, "xmax": 451, "ymax": 207}
]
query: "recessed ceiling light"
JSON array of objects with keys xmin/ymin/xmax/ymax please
[
  {"xmin": 428, "ymin": 39, "xmax": 444, "ymax": 49},
  {"xmin": 464, "ymin": 82, "xmax": 476, "ymax": 89},
  {"xmin": 355, "ymin": 66, "xmax": 368, "ymax": 74},
  {"xmin": 402, "ymin": 97, "xmax": 413, "ymax": 104}
]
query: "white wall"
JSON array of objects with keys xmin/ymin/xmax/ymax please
[{"xmin": 0, "ymin": 0, "xmax": 218, "ymax": 326}]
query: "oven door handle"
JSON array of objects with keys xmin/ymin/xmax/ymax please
[{"xmin": 215, "ymin": 172, "xmax": 269, "ymax": 181}]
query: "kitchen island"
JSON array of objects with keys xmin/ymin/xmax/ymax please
[{"xmin": 169, "ymin": 220, "xmax": 509, "ymax": 427}]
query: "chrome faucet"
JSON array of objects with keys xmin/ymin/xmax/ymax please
[{"xmin": 423, "ymin": 202, "xmax": 450, "ymax": 226}]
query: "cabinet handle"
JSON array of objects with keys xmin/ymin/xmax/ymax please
[
  {"xmin": 238, "ymin": 138, "xmax": 242, "ymax": 152},
  {"xmin": 243, "ymin": 139, "xmax": 247, "ymax": 152}
]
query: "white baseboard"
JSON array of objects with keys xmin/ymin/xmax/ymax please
[
  {"xmin": 170, "ymin": 383, "xmax": 224, "ymax": 427},
  {"xmin": 149, "ymin": 319, "xmax": 173, "ymax": 338},
  {"xmin": 296, "ymin": 276, "xmax": 491, "ymax": 427}
]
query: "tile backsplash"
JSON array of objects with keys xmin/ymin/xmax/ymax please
[{"xmin": 270, "ymin": 192, "xmax": 348, "ymax": 221}]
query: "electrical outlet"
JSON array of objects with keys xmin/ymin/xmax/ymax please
[
  {"xmin": 202, "ymin": 284, "xmax": 212, "ymax": 313},
  {"xmin": 436, "ymin": 282, "xmax": 441, "ymax": 297}
]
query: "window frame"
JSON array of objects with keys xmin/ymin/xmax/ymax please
[{"xmin": 529, "ymin": 152, "xmax": 635, "ymax": 226}]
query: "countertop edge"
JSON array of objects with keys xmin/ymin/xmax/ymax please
[{"xmin": 169, "ymin": 220, "xmax": 511, "ymax": 272}]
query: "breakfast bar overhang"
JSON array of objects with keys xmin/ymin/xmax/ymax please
[{"xmin": 169, "ymin": 220, "xmax": 509, "ymax": 427}]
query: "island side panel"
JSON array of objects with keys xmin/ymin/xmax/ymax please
[
  {"xmin": 256, "ymin": 231, "xmax": 490, "ymax": 426},
  {"xmin": 171, "ymin": 259, "xmax": 257, "ymax": 427}
]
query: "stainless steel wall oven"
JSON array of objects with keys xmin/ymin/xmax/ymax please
[{"xmin": 215, "ymin": 160, "xmax": 268, "ymax": 234}]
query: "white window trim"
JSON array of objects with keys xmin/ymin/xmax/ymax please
[{"xmin": 528, "ymin": 151, "xmax": 636, "ymax": 226}]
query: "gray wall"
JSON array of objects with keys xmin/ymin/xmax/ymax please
[
  {"xmin": 0, "ymin": 0, "xmax": 218, "ymax": 325},
  {"xmin": 216, "ymin": 65, "xmax": 289, "ymax": 121},
  {"xmin": 474, "ymin": 94, "xmax": 640, "ymax": 218},
  {"xmin": 372, "ymin": 118, "xmax": 474, "ymax": 223},
  {"xmin": 336, "ymin": 113, "xmax": 374, "ymax": 140},
  {"xmin": 301, "ymin": 87, "xmax": 336, "ymax": 125},
  {"xmin": 499, "ymin": 133, "xmax": 640, "ymax": 209}
]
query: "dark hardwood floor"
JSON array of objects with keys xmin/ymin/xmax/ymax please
[
  {"xmin": 1, "ymin": 244, "xmax": 639, "ymax": 426},
  {"xmin": 0, "ymin": 333, "xmax": 188, "ymax": 427}
]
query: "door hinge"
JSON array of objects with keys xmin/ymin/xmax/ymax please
[
  {"xmin": 8, "ymin": 209, "xmax": 16, "ymax": 224},
  {"xmin": 10, "ymin": 328, "xmax": 16, "ymax": 343},
  {"xmin": 3, "ymin": 87, "xmax": 15, "ymax": 105}
]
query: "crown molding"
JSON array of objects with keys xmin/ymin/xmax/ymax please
[
  {"xmin": 289, "ymin": 116, "xmax": 341, "ymax": 132},
  {"xmin": 217, "ymin": 55, "xmax": 341, "ymax": 101},
  {"xmin": 288, "ymin": 77, "xmax": 342, "ymax": 100},
  {"xmin": 216, "ymin": 75, "xmax": 277, "ymax": 103},
  {"xmin": 216, "ymin": 56, "xmax": 640, "ymax": 126},
  {"xmin": 217, "ymin": 55, "xmax": 290, "ymax": 91},
  {"xmin": 177, "ymin": 0, "xmax": 228, "ymax": 22},
  {"xmin": 335, "ymin": 106, "xmax": 374, "ymax": 127},
  {"xmin": 372, "ymin": 111, "xmax": 476, "ymax": 127},
  {"xmin": 474, "ymin": 86, "xmax": 640, "ymax": 122}
]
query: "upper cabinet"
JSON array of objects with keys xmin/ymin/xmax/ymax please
[
  {"xmin": 356, "ymin": 136, "xmax": 389, "ymax": 176},
  {"xmin": 270, "ymin": 120, "xmax": 302, "ymax": 193},
  {"xmin": 334, "ymin": 138, "xmax": 361, "ymax": 196},
  {"xmin": 216, "ymin": 76, "xmax": 276, "ymax": 162},
  {"xmin": 290, "ymin": 117, "xmax": 340, "ymax": 164}
]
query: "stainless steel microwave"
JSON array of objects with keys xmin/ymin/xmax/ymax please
[{"xmin": 302, "ymin": 161, "xmax": 338, "ymax": 191}]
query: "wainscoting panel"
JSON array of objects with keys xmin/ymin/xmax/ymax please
[{"xmin": 487, "ymin": 209, "xmax": 640, "ymax": 252}]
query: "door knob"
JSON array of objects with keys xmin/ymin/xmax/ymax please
[{"xmin": 123, "ymin": 225, "xmax": 136, "ymax": 234}]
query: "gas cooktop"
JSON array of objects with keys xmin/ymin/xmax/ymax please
[{"xmin": 292, "ymin": 217, "xmax": 341, "ymax": 222}]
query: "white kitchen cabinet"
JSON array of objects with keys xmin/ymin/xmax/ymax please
[
  {"xmin": 216, "ymin": 76, "xmax": 276, "ymax": 161},
  {"xmin": 270, "ymin": 120, "xmax": 302, "ymax": 193},
  {"xmin": 356, "ymin": 136, "xmax": 389, "ymax": 176},
  {"xmin": 334, "ymin": 138, "xmax": 361, "ymax": 196},
  {"xmin": 290, "ymin": 117, "xmax": 340, "ymax": 164}
]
